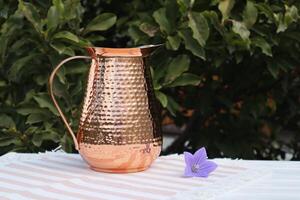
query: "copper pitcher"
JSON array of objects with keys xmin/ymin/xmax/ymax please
[{"xmin": 49, "ymin": 45, "xmax": 163, "ymax": 173}]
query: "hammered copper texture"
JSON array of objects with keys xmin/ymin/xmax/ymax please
[
  {"xmin": 49, "ymin": 46, "xmax": 162, "ymax": 173},
  {"xmin": 78, "ymin": 48, "xmax": 162, "ymax": 172},
  {"xmin": 77, "ymin": 56, "xmax": 161, "ymax": 145}
]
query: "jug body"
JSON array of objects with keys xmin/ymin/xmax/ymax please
[{"xmin": 49, "ymin": 46, "xmax": 162, "ymax": 173}]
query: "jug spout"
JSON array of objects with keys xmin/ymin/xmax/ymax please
[
  {"xmin": 86, "ymin": 44, "xmax": 163, "ymax": 57},
  {"xmin": 139, "ymin": 44, "xmax": 164, "ymax": 56}
]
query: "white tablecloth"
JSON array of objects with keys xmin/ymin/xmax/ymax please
[{"xmin": 0, "ymin": 152, "xmax": 299, "ymax": 200}]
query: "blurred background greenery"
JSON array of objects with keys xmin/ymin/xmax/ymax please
[{"xmin": 1, "ymin": 0, "xmax": 300, "ymax": 160}]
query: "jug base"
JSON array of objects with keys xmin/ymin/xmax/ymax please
[{"xmin": 90, "ymin": 166, "xmax": 149, "ymax": 173}]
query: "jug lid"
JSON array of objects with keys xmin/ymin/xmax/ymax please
[{"xmin": 86, "ymin": 44, "xmax": 163, "ymax": 57}]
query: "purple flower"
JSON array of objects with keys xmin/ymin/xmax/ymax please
[{"xmin": 184, "ymin": 147, "xmax": 217, "ymax": 177}]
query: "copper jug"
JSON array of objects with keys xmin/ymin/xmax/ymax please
[{"xmin": 49, "ymin": 45, "xmax": 162, "ymax": 173}]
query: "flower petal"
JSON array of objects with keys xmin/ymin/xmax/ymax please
[
  {"xmin": 184, "ymin": 151, "xmax": 194, "ymax": 166},
  {"xmin": 184, "ymin": 166, "xmax": 194, "ymax": 177},
  {"xmin": 194, "ymin": 147, "xmax": 207, "ymax": 165},
  {"xmin": 194, "ymin": 161, "xmax": 218, "ymax": 177}
]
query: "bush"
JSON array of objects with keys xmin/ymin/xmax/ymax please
[{"xmin": 1, "ymin": 0, "xmax": 300, "ymax": 160}]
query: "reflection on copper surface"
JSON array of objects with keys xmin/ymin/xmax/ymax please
[{"xmin": 49, "ymin": 46, "xmax": 162, "ymax": 173}]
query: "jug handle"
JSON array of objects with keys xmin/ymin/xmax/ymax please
[{"xmin": 49, "ymin": 56, "xmax": 91, "ymax": 150}]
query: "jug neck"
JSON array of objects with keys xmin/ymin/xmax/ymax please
[{"xmin": 86, "ymin": 44, "xmax": 163, "ymax": 58}]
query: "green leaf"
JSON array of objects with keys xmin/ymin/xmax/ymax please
[
  {"xmin": 153, "ymin": 8, "xmax": 173, "ymax": 35},
  {"xmin": 52, "ymin": 31, "xmax": 79, "ymax": 43},
  {"xmin": 0, "ymin": 137, "xmax": 17, "ymax": 147},
  {"xmin": 47, "ymin": 0, "xmax": 65, "ymax": 30},
  {"xmin": 284, "ymin": 5, "xmax": 299, "ymax": 26},
  {"xmin": 50, "ymin": 43, "xmax": 75, "ymax": 56},
  {"xmin": 34, "ymin": 75, "xmax": 48, "ymax": 86},
  {"xmin": 165, "ymin": 0, "xmax": 179, "ymax": 28},
  {"xmin": 26, "ymin": 113, "xmax": 49, "ymax": 124},
  {"xmin": 166, "ymin": 73, "xmax": 201, "ymax": 87},
  {"xmin": 32, "ymin": 131, "xmax": 60, "ymax": 147},
  {"xmin": 63, "ymin": 0, "xmax": 84, "ymax": 21},
  {"xmin": 153, "ymin": 59, "xmax": 168, "ymax": 83},
  {"xmin": 83, "ymin": 13, "xmax": 117, "ymax": 35},
  {"xmin": 252, "ymin": 37, "xmax": 272, "ymax": 57},
  {"xmin": 275, "ymin": 13, "xmax": 285, "ymax": 33},
  {"xmin": 53, "ymin": 0, "xmax": 64, "ymax": 14},
  {"xmin": 267, "ymin": 61, "xmax": 279, "ymax": 79},
  {"xmin": 153, "ymin": 82, "xmax": 162, "ymax": 90},
  {"xmin": 275, "ymin": 13, "xmax": 286, "ymax": 33},
  {"xmin": 164, "ymin": 55, "xmax": 190, "ymax": 83},
  {"xmin": 0, "ymin": 4, "xmax": 9, "ymax": 19},
  {"xmin": 65, "ymin": 62, "xmax": 88, "ymax": 75},
  {"xmin": 218, "ymin": 0, "xmax": 235, "ymax": 23},
  {"xmin": 155, "ymin": 90, "xmax": 168, "ymax": 108},
  {"xmin": 166, "ymin": 35, "xmax": 181, "ymax": 50},
  {"xmin": 20, "ymin": 89, "xmax": 35, "ymax": 104},
  {"xmin": 47, "ymin": 6, "xmax": 60, "ymax": 31},
  {"xmin": 9, "ymin": 38, "xmax": 31, "ymax": 53},
  {"xmin": 150, "ymin": 66, "xmax": 154, "ymax": 78},
  {"xmin": 0, "ymin": 80, "xmax": 6, "ymax": 87},
  {"xmin": 139, "ymin": 22, "xmax": 158, "ymax": 37},
  {"xmin": 276, "ymin": 6, "xmax": 299, "ymax": 33},
  {"xmin": 188, "ymin": 11, "xmax": 209, "ymax": 46},
  {"xmin": 19, "ymin": 1, "xmax": 42, "ymax": 34},
  {"xmin": 52, "ymin": 78, "xmax": 71, "ymax": 105},
  {"xmin": 8, "ymin": 54, "xmax": 36, "ymax": 82},
  {"xmin": 177, "ymin": 0, "xmax": 194, "ymax": 13},
  {"xmin": 179, "ymin": 29, "xmax": 206, "ymax": 60},
  {"xmin": 77, "ymin": 38, "xmax": 93, "ymax": 47},
  {"xmin": 61, "ymin": 133, "xmax": 74, "ymax": 152},
  {"xmin": 243, "ymin": 1, "xmax": 258, "ymax": 28},
  {"xmin": 166, "ymin": 95, "xmax": 180, "ymax": 116},
  {"xmin": 87, "ymin": 35, "xmax": 106, "ymax": 43},
  {"xmin": 128, "ymin": 26, "xmax": 148, "ymax": 44},
  {"xmin": 256, "ymin": 3, "xmax": 275, "ymax": 22},
  {"xmin": 33, "ymin": 93, "xmax": 59, "ymax": 116},
  {"xmin": 202, "ymin": 10, "xmax": 224, "ymax": 35},
  {"xmin": 24, "ymin": 126, "xmax": 39, "ymax": 134},
  {"xmin": 232, "ymin": 20, "xmax": 250, "ymax": 40},
  {"xmin": 17, "ymin": 107, "xmax": 49, "ymax": 116},
  {"xmin": 235, "ymin": 52, "xmax": 243, "ymax": 64},
  {"xmin": 0, "ymin": 114, "xmax": 15, "ymax": 128}
]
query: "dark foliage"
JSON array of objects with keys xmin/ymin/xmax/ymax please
[{"xmin": 1, "ymin": 0, "xmax": 300, "ymax": 160}]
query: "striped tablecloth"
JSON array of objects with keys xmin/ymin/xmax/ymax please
[{"xmin": 1, "ymin": 152, "xmax": 296, "ymax": 200}]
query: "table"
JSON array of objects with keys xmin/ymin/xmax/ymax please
[
  {"xmin": 217, "ymin": 159, "xmax": 300, "ymax": 200},
  {"xmin": 0, "ymin": 152, "xmax": 299, "ymax": 200}
]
